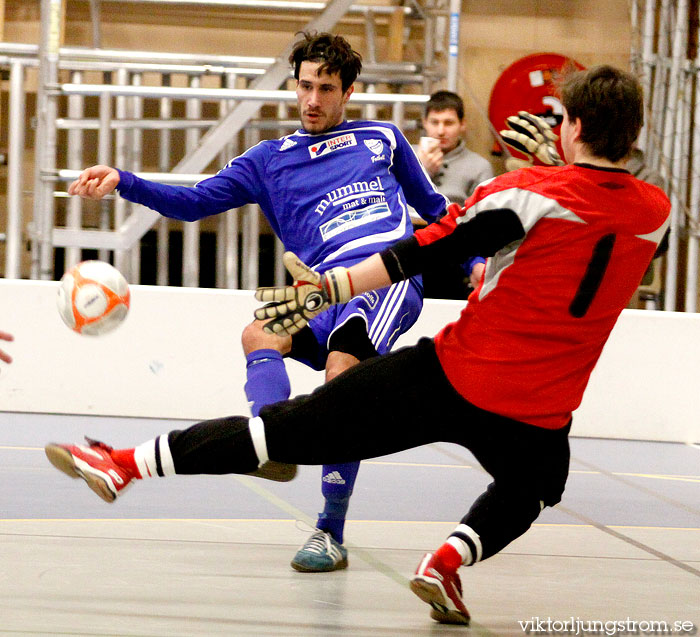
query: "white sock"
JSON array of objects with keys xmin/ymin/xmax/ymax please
[
  {"xmin": 133, "ymin": 435, "xmax": 176, "ymax": 478},
  {"xmin": 448, "ymin": 524, "xmax": 483, "ymax": 566}
]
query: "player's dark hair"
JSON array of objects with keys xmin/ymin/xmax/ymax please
[
  {"xmin": 559, "ymin": 65, "xmax": 643, "ymax": 163},
  {"xmin": 289, "ymin": 31, "xmax": 362, "ymax": 92},
  {"xmin": 424, "ymin": 90, "xmax": 465, "ymax": 121}
]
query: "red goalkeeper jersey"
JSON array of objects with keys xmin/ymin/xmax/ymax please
[{"xmin": 415, "ymin": 164, "xmax": 670, "ymax": 429}]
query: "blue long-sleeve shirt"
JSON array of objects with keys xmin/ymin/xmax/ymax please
[{"xmin": 116, "ymin": 120, "xmax": 458, "ymax": 274}]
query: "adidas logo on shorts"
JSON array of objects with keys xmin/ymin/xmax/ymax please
[{"xmin": 322, "ymin": 470, "xmax": 346, "ymax": 484}]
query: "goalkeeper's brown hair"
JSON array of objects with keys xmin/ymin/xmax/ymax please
[
  {"xmin": 559, "ymin": 65, "xmax": 643, "ymax": 163},
  {"xmin": 289, "ymin": 32, "xmax": 362, "ymax": 93}
]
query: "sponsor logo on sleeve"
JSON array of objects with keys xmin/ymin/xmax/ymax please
[{"xmin": 309, "ymin": 133, "xmax": 357, "ymax": 158}]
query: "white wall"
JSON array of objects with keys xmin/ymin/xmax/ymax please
[{"xmin": 1, "ymin": 279, "xmax": 698, "ymax": 443}]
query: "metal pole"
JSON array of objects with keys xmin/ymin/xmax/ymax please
[
  {"xmin": 129, "ymin": 72, "xmax": 144, "ymax": 282},
  {"xmin": 223, "ymin": 209, "xmax": 240, "ymax": 289},
  {"xmin": 647, "ymin": 0, "xmax": 670, "ymax": 172},
  {"xmin": 446, "ymin": 0, "xmax": 460, "ymax": 92},
  {"xmin": 685, "ymin": 64, "xmax": 699, "ymax": 312},
  {"xmin": 66, "ymin": 70, "xmax": 84, "ymax": 268},
  {"xmin": 97, "ymin": 71, "xmax": 113, "ymax": 263},
  {"xmin": 687, "ymin": 67, "xmax": 700, "ymax": 312},
  {"xmin": 629, "ymin": 0, "xmax": 639, "ymax": 75},
  {"xmin": 218, "ymin": 71, "xmax": 240, "ymax": 290},
  {"xmin": 364, "ymin": 8, "xmax": 377, "ymax": 65},
  {"xmin": 662, "ymin": 0, "xmax": 688, "ymax": 311},
  {"xmin": 97, "ymin": 0, "xmax": 411, "ymax": 14},
  {"xmin": 113, "ymin": 67, "xmax": 129, "ymax": 273},
  {"xmin": 422, "ymin": 6, "xmax": 435, "ymax": 94},
  {"xmin": 363, "ymin": 9, "xmax": 378, "ymax": 121},
  {"xmin": 157, "ymin": 74, "xmax": 172, "ymax": 286},
  {"xmin": 5, "ymin": 61, "xmax": 26, "ymax": 279},
  {"xmin": 88, "ymin": 0, "xmax": 102, "ymax": 48},
  {"xmin": 241, "ymin": 202, "xmax": 260, "ymax": 290},
  {"xmin": 183, "ymin": 74, "xmax": 202, "ymax": 287},
  {"xmin": 639, "ymin": 0, "xmax": 656, "ymax": 152},
  {"xmin": 273, "ymin": 101, "xmax": 288, "ymax": 287},
  {"xmin": 241, "ymin": 117, "xmax": 259, "ymax": 290},
  {"xmin": 392, "ymin": 100, "xmax": 405, "ymax": 129},
  {"xmin": 33, "ymin": 0, "xmax": 63, "ymax": 280}
]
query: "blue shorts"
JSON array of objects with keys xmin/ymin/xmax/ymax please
[{"xmin": 289, "ymin": 277, "xmax": 423, "ymax": 371}]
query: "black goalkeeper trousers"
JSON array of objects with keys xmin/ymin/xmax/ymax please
[{"xmin": 168, "ymin": 337, "xmax": 570, "ymax": 561}]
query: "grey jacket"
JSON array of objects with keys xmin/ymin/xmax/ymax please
[{"xmin": 412, "ymin": 139, "xmax": 494, "ymax": 204}]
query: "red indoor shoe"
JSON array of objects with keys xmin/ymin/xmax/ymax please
[
  {"xmin": 45, "ymin": 437, "xmax": 135, "ymax": 503},
  {"xmin": 410, "ymin": 552, "xmax": 470, "ymax": 625}
]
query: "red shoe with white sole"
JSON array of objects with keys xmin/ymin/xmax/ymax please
[
  {"xmin": 45, "ymin": 437, "xmax": 135, "ymax": 503},
  {"xmin": 410, "ymin": 552, "xmax": 470, "ymax": 625}
]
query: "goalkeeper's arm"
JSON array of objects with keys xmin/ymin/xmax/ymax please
[
  {"xmin": 256, "ymin": 209, "xmax": 525, "ymax": 335},
  {"xmin": 316, "ymin": 209, "xmax": 524, "ymax": 305}
]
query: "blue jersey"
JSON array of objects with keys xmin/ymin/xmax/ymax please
[{"xmin": 115, "ymin": 120, "xmax": 449, "ymax": 272}]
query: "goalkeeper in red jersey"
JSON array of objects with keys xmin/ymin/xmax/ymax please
[{"xmin": 46, "ymin": 65, "xmax": 669, "ymax": 626}]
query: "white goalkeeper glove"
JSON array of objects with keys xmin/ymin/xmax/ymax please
[
  {"xmin": 254, "ymin": 252, "xmax": 354, "ymax": 336},
  {"xmin": 500, "ymin": 111, "xmax": 564, "ymax": 166}
]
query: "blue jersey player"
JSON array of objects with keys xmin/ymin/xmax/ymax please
[{"xmin": 68, "ymin": 31, "xmax": 481, "ymax": 573}]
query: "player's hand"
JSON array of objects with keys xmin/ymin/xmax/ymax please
[
  {"xmin": 0, "ymin": 330, "xmax": 14, "ymax": 365},
  {"xmin": 500, "ymin": 112, "xmax": 564, "ymax": 166},
  {"xmin": 68, "ymin": 165, "xmax": 121, "ymax": 200},
  {"xmin": 254, "ymin": 252, "xmax": 354, "ymax": 336}
]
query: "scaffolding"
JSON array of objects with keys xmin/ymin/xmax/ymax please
[
  {"xmin": 2, "ymin": 0, "xmax": 460, "ymax": 289},
  {"xmin": 630, "ymin": 0, "xmax": 700, "ymax": 311}
]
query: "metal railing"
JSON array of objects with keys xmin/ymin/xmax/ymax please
[
  {"xmin": 630, "ymin": 0, "xmax": 700, "ymax": 311},
  {"xmin": 3, "ymin": 0, "xmax": 454, "ymax": 288}
]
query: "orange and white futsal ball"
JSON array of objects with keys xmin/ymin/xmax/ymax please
[{"xmin": 57, "ymin": 260, "xmax": 130, "ymax": 336}]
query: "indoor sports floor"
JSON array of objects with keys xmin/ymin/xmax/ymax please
[{"xmin": 1, "ymin": 411, "xmax": 698, "ymax": 636}]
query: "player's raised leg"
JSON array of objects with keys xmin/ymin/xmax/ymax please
[
  {"xmin": 241, "ymin": 320, "xmax": 297, "ymax": 482},
  {"xmin": 46, "ymin": 414, "xmax": 263, "ymax": 502},
  {"xmin": 45, "ymin": 436, "xmax": 138, "ymax": 503},
  {"xmin": 242, "ymin": 320, "xmax": 292, "ymax": 419}
]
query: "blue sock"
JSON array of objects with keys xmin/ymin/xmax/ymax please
[
  {"xmin": 244, "ymin": 349, "xmax": 291, "ymax": 417},
  {"xmin": 317, "ymin": 461, "xmax": 360, "ymax": 544}
]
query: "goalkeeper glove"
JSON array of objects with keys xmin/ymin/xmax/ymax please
[
  {"xmin": 500, "ymin": 111, "xmax": 564, "ymax": 166},
  {"xmin": 254, "ymin": 252, "xmax": 354, "ymax": 336}
]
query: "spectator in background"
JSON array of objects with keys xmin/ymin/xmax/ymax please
[
  {"xmin": 415, "ymin": 91, "xmax": 494, "ymax": 204},
  {"xmin": 413, "ymin": 91, "xmax": 494, "ymax": 298}
]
